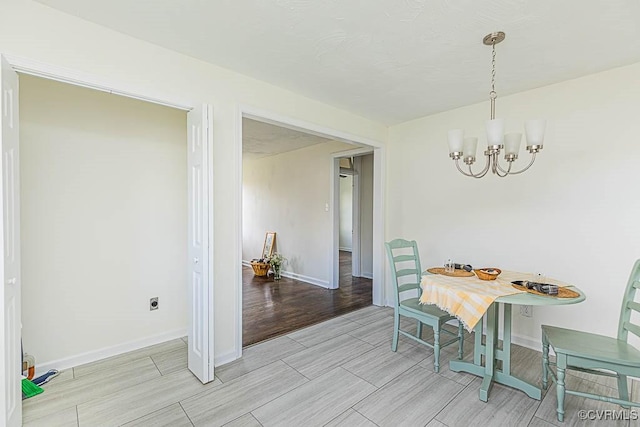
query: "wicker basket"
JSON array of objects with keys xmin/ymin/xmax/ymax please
[
  {"xmin": 474, "ymin": 268, "xmax": 502, "ymax": 281},
  {"xmin": 251, "ymin": 262, "xmax": 270, "ymax": 277}
]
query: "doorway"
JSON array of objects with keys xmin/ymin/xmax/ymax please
[
  {"xmin": 237, "ymin": 110, "xmax": 384, "ymax": 351},
  {"xmin": 337, "ymin": 154, "xmax": 374, "ymax": 282},
  {"xmin": 11, "ymin": 74, "xmax": 213, "ymax": 379}
]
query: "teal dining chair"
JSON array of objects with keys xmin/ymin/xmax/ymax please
[
  {"xmin": 542, "ymin": 259, "xmax": 640, "ymax": 422},
  {"xmin": 385, "ymin": 238, "xmax": 464, "ymax": 372}
]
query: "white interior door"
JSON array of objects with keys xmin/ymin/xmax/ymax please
[
  {"xmin": 1, "ymin": 55, "xmax": 21, "ymax": 427},
  {"xmin": 187, "ymin": 104, "xmax": 214, "ymax": 383}
]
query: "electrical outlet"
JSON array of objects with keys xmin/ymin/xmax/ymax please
[
  {"xmin": 520, "ymin": 305, "xmax": 532, "ymax": 317},
  {"xmin": 150, "ymin": 297, "xmax": 159, "ymax": 311}
]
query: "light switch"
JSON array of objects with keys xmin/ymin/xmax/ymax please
[{"xmin": 325, "ymin": 203, "xmax": 329, "ymax": 212}]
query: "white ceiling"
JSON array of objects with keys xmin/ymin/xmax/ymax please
[
  {"xmin": 35, "ymin": 0, "xmax": 640, "ymax": 125},
  {"xmin": 243, "ymin": 118, "xmax": 334, "ymax": 159}
]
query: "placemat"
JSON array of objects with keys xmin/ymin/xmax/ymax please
[
  {"xmin": 426, "ymin": 267, "xmax": 475, "ymax": 277},
  {"xmin": 420, "ymin": 271, "xmax": 523, "ymax": 331},
  {"xmin": 511, "ymin": 283, "xmax": 580, "ymax": 298}
]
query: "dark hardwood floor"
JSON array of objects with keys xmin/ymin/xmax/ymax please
[{"xmin": 242, "ymin": 251, "xmax": 372, "ymax": 347}]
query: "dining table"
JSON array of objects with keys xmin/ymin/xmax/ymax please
[{"xmin": 420, "ymin": 269, "xmax": 585, "ymax": 402}]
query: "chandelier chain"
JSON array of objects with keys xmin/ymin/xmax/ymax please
[
  {"xmin": 491, "ymin": 42, "xmax": 497, "ymax": 97},
  {"xmin": 489, "ymin": 41, "xmax": 497, "ymax": 120}
]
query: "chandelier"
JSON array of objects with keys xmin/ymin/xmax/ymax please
[{"xmin": 447, "ymin": 32, "xmax": 545, "ymax": 178}]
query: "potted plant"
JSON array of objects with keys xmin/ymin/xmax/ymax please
[{"xmin": 266, "ymin": 253, "xmax": 287, "ymax": 280}]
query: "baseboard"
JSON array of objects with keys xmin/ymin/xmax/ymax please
[
  {"xmin": 242, "ymin": 259, "xmax": 330, "ymax": 289},
  {"xmin": 281, "ymin": 270, "xmax": 330, "ymax": 288},
  {"xmin": 339, "ymin": 247, "xmax": 352, "ymax": 252},
  {"xmin": 510, "ymin": 333, "xmax": 542, "ymax": 352},
  {"xmin": 34, "ymin": 328, "xmax": 187, "ymax": 377}
]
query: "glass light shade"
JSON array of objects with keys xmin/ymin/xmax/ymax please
[
  {"xmin": 525, "ymin": 119, "xmax": 546, "ymax": 146},
  {"xmin": 448, "ymin": 129, "xmax": 464, "ymax": 153},
  {"xmin": 504, "ymin": 132, "xmax": 522, "ymax": 155},
  {"xmin": 463, "ymin": 137, "xmax": 478, "ymax": 158},
  {"xmin": 485, "ymin": 119, "xmax": 504, "ymax": 146}
]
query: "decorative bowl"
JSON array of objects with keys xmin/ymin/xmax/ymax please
[{"xmin": 475, "ymin": 268, "xmax": 502, "ymax": 281}]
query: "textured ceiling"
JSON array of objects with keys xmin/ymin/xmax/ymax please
[
  {"xmin": 35, "ymin": 0, "xmax": 640, "ymax": 125},
  {"xmin": 242, "ymin": 118, "xmax": 333, "ymax": 159}
]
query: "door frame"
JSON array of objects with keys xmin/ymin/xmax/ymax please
[
  {"xmin": 1, "ymin": 54, "xmax": 215, "ymax": 377},
  {"xmin": 332, "ymin": 149, "xmax": 373, "ymax": 286},
  {"xmin": 351, "ymin": 157, "xmax": 362, "ymax": 278},
  {"xmin": 4, "ymin": 55, "xmax": 192, "ymax": 111},
  {"xmin": 236, "ymin": 105, "xmax": 385, "ymax": 358},
  {"xmin": 336, "ymin": 161, "xmax": 359, "ymax": 275}
]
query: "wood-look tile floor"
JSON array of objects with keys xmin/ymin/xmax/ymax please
[
  {"xmin": 23, "ymin": 306, "xmax": 638, "ymax": 426},
  {"xmin": 242, "ymin": 251, "xmax": 372, "ymax": 346}
]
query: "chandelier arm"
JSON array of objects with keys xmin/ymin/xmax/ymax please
[
  {"xmin": 455, "ymin": 156, "xmax": 490, "ymax": 178},
  {"xmin": 472, "ymin": 164, "xmax": 491, "ymax": 179},
  {"xmin": 495, "ymin": 157, "xmax": 512, "ymax": 175},
  {"xmin": 477, "ymin": 154, "xmax": 492, "ymax": 178},
  {"xmin": 470, "ymin": 164, "xmax": 489, "ymax": 178},
  {"xmin": 506, "ymin": 152, "xmax": 537, "ymax": 175},
  {"xmin": 495, "ymin": 159, "xmax": 512, "ymax": 177},
  {"xmin": 454, "ymin": 159, "xmax": 476, "ymax": 177},
  {"xmin": 461, "ymin": 154, "xmax": 491, "ymax": 178}
]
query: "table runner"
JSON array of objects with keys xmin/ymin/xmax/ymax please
[{"xmin": 420, "ymin": 270, "xmax": 527, "ymax": 331}]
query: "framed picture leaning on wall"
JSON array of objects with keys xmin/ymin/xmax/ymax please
[{"xmin": 262, "ymin": 231, "xmax": 276, "ymax": 259}]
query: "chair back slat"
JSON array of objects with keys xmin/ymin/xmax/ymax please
[
  {"xmin": 623, "ymin": 292, "xmax": 640, "ymax": 340},
  {"xmin": 618, "ymin": 259, "xmax": 640, "ymax": 341},
  {"xmin": 398, "ymin": 283, "xmax": 419, "ymax": 293},
  {"xmin": 393, "ymin": 255, "xmax": 416, "ymax": 263},
  {"xmin": 396, "ymin": 268, "xmax": 419, "ymax": 278},
  {"xmin": 627, "ymin": 300, "xmax": 640, "ymax": 313},
  {"xmin": 623, "ymin": 322, "xmax": 640, "ymax": 340},
  {"xmin": 385, "ymin": 239, "xmax": 422, "ymax": 307}
]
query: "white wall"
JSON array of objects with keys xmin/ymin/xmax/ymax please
[
  {"xmin": 0, "ymin": 0, "xmax": 386, "ymax": 363},
  {"xmin": 387, "ymin": 62, "xmax": 640, "ymax": 347},
  {"xmin": 243, "ymin": 141, "xmax": 354, "ymax": 286},
  {"xmin": 20, "ymin": 75, "xmax": 187, "ymax": 363},
  {"xmin": 359, "ymin": 154, "xmax": 374, "ymax": 278},
  {"xmin": 339, "ymin": 174, "xmax": 353, "ymax": 251}
]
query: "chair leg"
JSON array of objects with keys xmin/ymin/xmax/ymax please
[
  {"xmin": 433, "ymin": 327, "xmax": 441, "ymax": 373},
  {"xmin": 392, "ymin": 311, "xmax": 400, "ymax": 352},
  {"xmin": 416, "ymin": 320, "xmax": 423, "ymax": 339},
  {"xmin": 618, "ymin": 374, "xmax": 630, "ymax": 409},
  {"xmin": 556, "ymin": 355, "xmax": 567, "ymax": 422},
  {"xmin": 457, "ymin": 322, "xmax": 464, "ymax": 360},
  {"xmin": 542, "ymin": 340, "xmax": 549, "ymax": 390}
]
